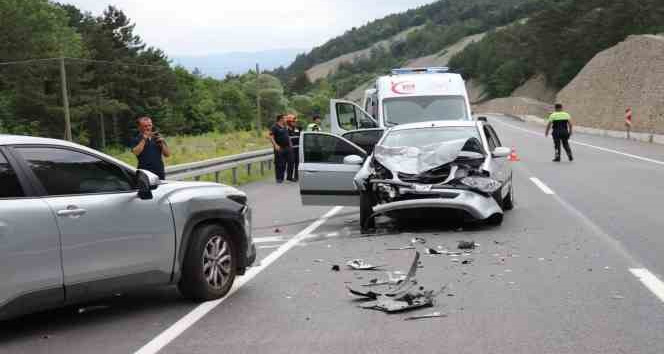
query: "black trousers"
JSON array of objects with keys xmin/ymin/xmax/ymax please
[
  {"xmin": 274, "ymin": 147, "xmax": 292, "ymax": 182},
  {"xmin": 552, "ymin": 131, "xmax": 572, "ymax": 159},
  {"xmin": 287, "ymin": 147, "xmax": 299, "ymax": 181}
]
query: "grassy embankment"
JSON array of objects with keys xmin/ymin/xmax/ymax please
[{"xmin": 106, "ymin": 131, "xmax": 272, "ymax": 185}]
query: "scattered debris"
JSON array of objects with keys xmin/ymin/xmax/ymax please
[
  {"xmin": 604, "ymin": 266, "xmax": 612, "ymax": 270},
  {"xmin": 451, "ymin": 258, "xmax": 460, "ymax": 263},
  {"xmin": 611, "ymin": 295, "xmax": 625, "ymax": 300},
  {"xmin": 344, "ymin": 218, "xmax": 358, "ymax": 224},
  {"xmin": 411, "ymin": 237, "xmax": 427, "ymax": 244},
  {"xmin": 587, "ymin": 268, "xmax": 593, "ymax": 272},
  {"xmin": 387, "ymin": 246, "xmax": 416, "ymax": 251},
  {"xmin": 361, "ymin": 274, "xmax": 407, "ymax": 287},
  {"xmin": 425, "ymin": 248, "xmax": 444, "ymax": 255},
  {"xmin": 313, "ymin": 259, "xmax": 325, "ymax": 263},
  {"xmin": 347, "ymin": 259, "xmax": 384, "ymax": 270},
  {"xmin": 404, "ymin": 312, "xmax": 447, "ymax": 321},
  {"xmin": 462, "ymin": 259, "xmax": 473, "ymax": 265},
  {"xmin": 349, "ymin": 252, "xmax": 438, "ymax": 313},
  {"xmin": 274, "ymin": 228, "xmax": 281, "ymax": 233},
  {"xmin": 77, "ymin": 305, "xmax": 109, "ymax": 314},
  {"xmin": 331, "ymin": 265, "xmax": 340, "ymax": 272},
  {"xmin": 538, "ymin": 258, "xmax": 545, "ymax": 261},
  {"xmin": 458, "ymin": 241, "xmax": 476, "ymax": 250}
]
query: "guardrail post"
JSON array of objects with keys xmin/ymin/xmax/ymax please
[
  {"xmin": 215, "ymin": 171, "xmax": 220, "ymax": 183},
  {"xmin": 260, "ymin": 161, "xmax": 265, "ymax": 175},
  {"xmin": 247, "ymin": 163, "xmax": 251, "ymax": 176},
  {"xmin": 195, "ymin": 176, "xmax": 201, "ymax": 181},
  {"xmin": 268, "ymin": 159, "xmax": 273, "ymax": 170},
  {"xmin": 232, "ymin": 167, "xmax": 238, "ymax": 185}
]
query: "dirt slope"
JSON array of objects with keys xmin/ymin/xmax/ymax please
[
  {"xmin": 405, "ymin": 32, "xmax": 487, "ymax": 68},
  {"xmin": 557, "ymin": 35, "xmax": 664, "ymax": 133},
  {"xmin": 305, "ymin": 26, "xmax": 423, "ymax": 82},
  {"xmin": 512, "ymin": 74, "xmax": 557, "ymax": 103}
]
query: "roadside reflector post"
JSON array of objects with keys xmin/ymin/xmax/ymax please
[
  {"xmin": 215, "ymin": 171, "xmax": 220, "ymax": 183},
  {"xmin": 247, "ymin": 163, "xmax": 251, "ymax": 176},
  {"xmin": 625, "ymin": 107, "xmax": 632, "ymax": 140},
  {"xmin": 232, "ymin": 167, "xmax": 238, "ymax": 185}
]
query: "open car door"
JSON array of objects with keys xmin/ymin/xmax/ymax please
[
  {"xmin": 342, "ymin": 128, "xmax": 385, "ymax": 155},
  {"xmin": 330, "ymin": 99, "xmax": 379, "ymax": 135},
  {"xmin": 299, "ymin": 132, "xmax": 367, "ymax": 206}
]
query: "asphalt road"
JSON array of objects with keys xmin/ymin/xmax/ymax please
[{"xmin": 2, "ymin": 115, "xmax": 664, "ymax": 353}]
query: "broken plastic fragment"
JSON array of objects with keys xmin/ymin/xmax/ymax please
[
  {"xmin": 346, "ymin": 259, "xmax": 385, "ymax": 270},
  {"xmin": 425, "ymin": 248, "xmax": 444, "ymax": 255},
  {"xmin": 457, "ymin": 241, "xmax": 476, "ymax": 250},
  {"xmin": 462, "ymin": 259, "xmax": 473, "ymax": 265},
  {"xmin": 411, "ymin": 237, "xmax": 426, "ymax": 244},
  {"xmin": 331, "ymin": 265, "xmax": 340, "ymax": 272},
  {"xmin": 404, "ymin": 312, "xmax": 447, "ymax": 321}
]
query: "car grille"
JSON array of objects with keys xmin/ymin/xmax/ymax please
[{"xmin": 398, "ymin": 166, "xmax": 452, "ymax": 184}]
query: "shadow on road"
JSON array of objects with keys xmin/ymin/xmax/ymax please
[{"xmin": 0, "ymin": 287, "xmax": 193, "ymax": 343}]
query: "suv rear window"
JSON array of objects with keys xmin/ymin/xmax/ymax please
[{"xmin": 0, "ymin": 151, "xmax": 25, "ymax": 198}]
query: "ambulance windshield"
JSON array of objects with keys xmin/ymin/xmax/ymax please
[{"xmin": 383, "ymin": 95, "xmax": 469, "ymax": 125}]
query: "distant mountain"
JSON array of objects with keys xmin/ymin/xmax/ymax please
[{"xmin": 171, "ymin": 48, "xmax": 306, "ymax": 78}]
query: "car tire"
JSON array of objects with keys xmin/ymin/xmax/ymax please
[
  {"xmin": 360, "ymin": 191, "xmax": 375, "ymax": 233},
  {"xmin": 502, "ymin": 183, "xmax": 514, "ymax": 211},
  {"xmin": 486, "ymin": 213, "xmax": 504, "ymax": 226},
  {"xmin": 178, "ymin": 224, "xmax": 237, "ymax": 302}
]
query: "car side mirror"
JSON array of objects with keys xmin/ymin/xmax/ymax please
[
  {"xmin": 492, "ymin": 147, "xmax": 511, "ymax": 158},
  {"xmin": 137, "ymin": 169, "xmax": 160, "ymax": 200},
  {"xmin": 343, "ymin": 155, "xmax": 364, "ymax": 165}
]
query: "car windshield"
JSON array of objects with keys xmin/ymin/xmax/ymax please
[
  {"xmin": 382, "ymin": 95, "xmax": 469, "ymax": 125},
  {"xmin": 381, "ymin": 126, "xmax": 481, "ymax": 150}
]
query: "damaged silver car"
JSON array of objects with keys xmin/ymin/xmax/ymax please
[{"xmin": 298, "ymin": 121, "xmax": 513, "ymax": 232}]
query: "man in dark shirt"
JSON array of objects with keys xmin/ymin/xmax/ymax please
[
  {"xmin": 286, "ymin": 114, "xmax": 302, "ymax": 182},
  {"xmin": 269, "ymin": 114, "xmax": 292, "ymax": 183},
  {"xmin": 130, "ymin": 116, "xmax": 171, "ymax": 179}
]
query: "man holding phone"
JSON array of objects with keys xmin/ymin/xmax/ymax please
[{"xmin": 130, "ymin": 116, "xmax": 171, "ymax": 179}]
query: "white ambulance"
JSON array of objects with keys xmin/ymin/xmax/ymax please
[{"xmin": 329, "ymin": 67, "xmax": 474, "ymax": 135}]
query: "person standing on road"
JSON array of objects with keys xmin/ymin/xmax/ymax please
[
  {"xmin": 286, "ymin": 114, "xmax": 302, "ymax": 182},
  {"xmin": 269, "ymin": 114, "xmax": 292, "ymax": 183},
  {"xmin": 130, "ymin": 116, "xmax": 171, "ymax": 179},
  {"xmin": 545, "ymin": 103, "xmax": 574, "ymax": 162},
  {"xmin": 306, "ymin": 114, "xmax": 322, "ymax": 132}
]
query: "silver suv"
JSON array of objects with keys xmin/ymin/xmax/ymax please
[{"xmin": 0, "ymin": 135, "xmax": 256, "ymax": 320}]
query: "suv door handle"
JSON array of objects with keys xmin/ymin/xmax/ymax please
[{"xmin": 57, "ymin": 206, "xmax": 87, "ymax": 218}]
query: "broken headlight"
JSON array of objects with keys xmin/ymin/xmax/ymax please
[
  {"xmin": 376, "ymin": 183, "xmax": 398, "ymax": 202},
  {"xmin": 460, "ymin": 177, "xmax": 501, "ymax": 193},
  {"xmin": 371, "ymin": 159, "xmax": 393, "ymax": 179}
]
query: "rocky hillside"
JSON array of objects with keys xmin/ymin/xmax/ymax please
[{"xmin": 557, "ymin": 35, "xmax": 664, "ymax": 134}]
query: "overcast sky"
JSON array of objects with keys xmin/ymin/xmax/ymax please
[{"xmin": 64, "ymin": 0, "xmax": 434, "ymax": 56}]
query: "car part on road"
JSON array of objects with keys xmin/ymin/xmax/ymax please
[
  {"xmin": 458, "ymin": 241, "xmax": 477, "ymax": 250},
  {"xmin": 178, "ymin": 224, "xmax": 237, "ymax": 301},
  {"xmin": 346, "ymin": 259, "xmax": 385, "ymax": 270},
  {"xmin": 331, "ymin": 265, "xmax": 341, "ymax": 272},
  {"xmin": 404, "ymin": 311, "xmax": 447, "ymax": 321}
]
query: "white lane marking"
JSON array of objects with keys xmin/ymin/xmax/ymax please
[
  {"xmin": 135, "ymin": 206, "xmax": 343, "ymax": 354},
  {"xmin": 252, "ymin": 236, "xmax": 284, "ymax": 244},
  {"xmin": 257, "ymin": 245, "xmax": 281, "ymax": 250},
  {"xmin": 530, "ymin": 177, "xmax": 555, "ymax": 195},
  {"xmin": 494, "ymin": 118, "xmax": 664, "ymax": 166},
  {"xmin": 630, "ymin": 268, "xmax": 664, "ymax": 303}
]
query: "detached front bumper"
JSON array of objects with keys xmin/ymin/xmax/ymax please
[{"xmin": 372, "ymin": 188, "xmax": 503, "ymax": 220}]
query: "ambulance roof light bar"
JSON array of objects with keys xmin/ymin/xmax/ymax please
[{"xmin": 391, "ymin": 67, "xmax": 450, "ymax": 75}]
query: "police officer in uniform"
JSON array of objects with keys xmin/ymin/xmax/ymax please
[
  {"xmin": 306, "ymin": 114, "xmax": 322, "ymax": 132},
  {"xmin": 269, "ymin": 114, "xmax": 292, "ymax": 183},
  {"xmin": 545, "ymin": 103, "xmax": 574, "ymax": 162},
  {"xmin": 286, "ymin": 114, "xmax": 302, "ymax": 182}
]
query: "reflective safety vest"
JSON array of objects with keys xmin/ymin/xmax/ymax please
[{"xmin": 548, "ymin": 111, "xmax": 571, "ymax": 122}]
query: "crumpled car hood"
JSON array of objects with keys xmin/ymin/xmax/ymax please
[{"xmin": 373, "ymin": 138, "xmax": 471, "ymax": 175}]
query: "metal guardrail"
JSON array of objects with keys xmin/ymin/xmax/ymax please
[{"xmin": 165, "ymin": 148, "xmax": 274, "ymax": 183}]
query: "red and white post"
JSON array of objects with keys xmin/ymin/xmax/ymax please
[{"xmin": 625, "ymin": 107, "xmax": 633, "ymax": 139}]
